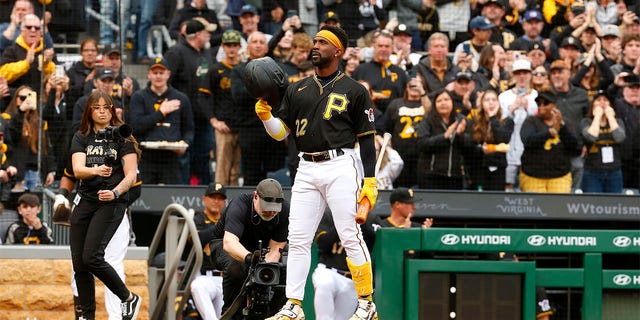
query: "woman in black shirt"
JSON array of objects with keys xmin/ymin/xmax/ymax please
[{"xmin": 69, "ymin": 89, "xmax": 142, "ymax": 320}]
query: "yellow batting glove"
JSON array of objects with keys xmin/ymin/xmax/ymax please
[
  {"xmin": 255, "ymin": 98, "xmax": 272, "ymax": 121},
  {"xmin": 357, "ymin": 177, "xmax": 378, "ymax": 208}
]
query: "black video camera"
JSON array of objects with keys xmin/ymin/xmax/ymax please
[
  {"xmin": 96, "ymin": 124, "xmax": 132, "ymax": 142},
  {"xmin": 242, "ymin": 244, "xmax": 288, "ymax": 319},
  {"xmin": 252, "ymin": 262, "xmax": 281, "ymax": 286}
]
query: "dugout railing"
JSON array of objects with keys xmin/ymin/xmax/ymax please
[
  {"xmin": 374, "ymin": 228, "xmax": 640, "ymax": 320},
  {"xmin": 146, "ymin": 203, "xmax": 203, "ymax": 320}
]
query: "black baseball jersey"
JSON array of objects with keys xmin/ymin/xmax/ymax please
[
  {"xmin": 194, "ymin": 211, "xmax": 219, "ymax": 271},
  {"xmin": 384, "ymin": 98, "xmax": 425, "ymax": 157},
  {"xmin": 275, "ymin": 72, "xmax": 376, "ymax": 153},
  {"xmin": 372, "ymin": 216, "xmax": 422, "ymax": 228},
  {"xmin": 352, "ymin": 61, "xmax": 408, "ymax": 113}
]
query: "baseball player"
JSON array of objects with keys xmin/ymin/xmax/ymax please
[
  {"xmin": 372, "ymin": 188, "xmax": 432, "ymax": 229},
  {"xmin": 313, "ymin": 212, "xmax": 377, "ymax": 320},
  {"xmin": 190, "ymin": 183, "xmax": 226, "ymax": 320},
  {"xmin": 256, "ymin": 25, "xmax": 379, "ymax": 320}
]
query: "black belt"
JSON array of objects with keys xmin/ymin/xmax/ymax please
[
  {"xmin": 301, "ymin": 149, "xmax": 344, "ymax": 162},
  {"xmin": 201, "ymin": 269, "xmax": 223, "ymax": 276},
  {"xmin": 332, "ymin": 268, "xmax": 352, "ymax": 279}
]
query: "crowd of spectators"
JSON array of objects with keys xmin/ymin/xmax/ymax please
[{"xmin": 0, "ymin": 0, "xmax": 638, "ymax": 195}]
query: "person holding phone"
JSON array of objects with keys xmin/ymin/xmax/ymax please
[
  {"xmin": 453, "ymin": 16, "xmax": 496, "ymax": 67},
  {"xmin": 498, "ymin": 59, "xmax": 538, "ymax": 191},
  {"xmin": 267, "ymin": 10, "xmax": 305, "ymax": 62},
  {"xmin": 4, "ymin": 86, "xmax": 56, "ymax": 191}
]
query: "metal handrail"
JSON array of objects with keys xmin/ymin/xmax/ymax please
[{"xmin": 147, "ymin": 203, "xmax": 203, "ymax": 320}]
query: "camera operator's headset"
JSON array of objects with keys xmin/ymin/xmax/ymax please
[{"xmin": 219, "ymin": 255, "xmax": 260, "ymax": 320}]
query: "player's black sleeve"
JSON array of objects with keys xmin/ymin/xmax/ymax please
[{"xmin": 359, "ymin": 133, "xmax": 376, "ymax": 177}]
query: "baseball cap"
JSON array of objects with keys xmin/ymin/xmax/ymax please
[
  {"xmin": 570, "ymin": 1, "xmax": 586, "ymax": 15},
  {"xmin": 185, "ymin": 19, "xmax": 205, "ymax": 35},
  {"xmin": 592, "ymin": 89, "xmax": 609, "ymax": 101},
  {"xmin": 560, "ymin": 36, "xmax": 581, "ymax": 49},
  {"xmin": 96, "ymin": 67, "xmax": 116, "ymax": 80},
  {"xmin": 484, "ymin": 0, "xmax": 505, "ymax": 9},
  {"xmin": 193, "ymin": 17, "xmax": 218, "ymax": 32},
  {"xmin": 222, "ymin": 29, "xmax": 242, "ymax": 44},
  {"xmin": 527, "ymin": 41, "xmax": 545, "ymax": 53},
  {"xmin": 205, "ymin": 183, "xmax": 227, "ymax": 198},
  {"xmin": 535, "ymin": 91, "xmax": 556, "ymax": 105},
  {"xmin": 602, "ymin": 24, "xmax": 620, "ymax": 38},
  {"xmin": 512, "ymin": 59, "xmax": 531, "ymax": 72},
  {"xmin": 393, "ymin": 24, "xmax": 411, "ymax": 36},
  {"xmin": 321, "ymin": 11, "xmax": 340, "ymax": 23},
  {"xmin": 389, "ymin": 188, "xmax": 416, "ymax": 204},
  {"xmin": 102, "ymin": 43, "xmax": 120, "ymax": 56},
  {"xmin": 18, "ymin": 193, "xmax": 40, "ymax": 207},
  {"xmin": 623, "ymin": 74, "xmax": 640, "ymax": 87},
  {"xmin": 456, "ymin": 71, "xmax": 473, "ymax": 81},
  {"xmin": 522, "ymin": 10, "xmax": 543, "ymax": 22},
  {"xmin": 470, "ymin": 16, "xmax": 496, "ymax": 30},
  {"xmin": 550, "ymin": 59, "xmax": 570, "ymax": 71},
  {"xmin": 241, "ymin": 4, "xmax": 258, "ymax": 16},
  {"xmin": 148, "ymin": 57, "xmax": 169, "ymax": 70},
  {"xmin": 256, "ymin": 178, "xmax": 284, "ymax": 212}
]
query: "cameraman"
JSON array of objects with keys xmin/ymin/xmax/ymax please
[{"xmin": 212, "ymin": 178, "xmax": 289, "ymax": 317}]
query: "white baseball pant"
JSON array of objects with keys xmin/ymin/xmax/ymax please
[
  {"xmin": 190, "ymin": 272, "xmax": 223, "ymax": 320},
  {"xmin": 312, "ymin": 263, "xmax": 358, "ymax": 320},
  {"xmin": 286, "ymin": 149, "xmax": 371, "ymax": 300}
]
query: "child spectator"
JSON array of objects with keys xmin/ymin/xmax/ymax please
[{"xmin": 4, "ymin": 193, "xmax": 53, "ymax": 244}]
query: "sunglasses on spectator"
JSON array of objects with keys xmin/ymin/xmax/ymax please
[
  {"xmin": 532, "ymin": 72, "xmax": 548, "ymax": 77},
  {"xmin": 259, "ymin": 195, "xmax": 284, "ymax": 203},
  {"xmin": 17, "ymin": 95, "xmax": 28, "ymax": 101},
  {"xmin": 23, "ymin": 25, "xmax": 41, "ymax": 31}
]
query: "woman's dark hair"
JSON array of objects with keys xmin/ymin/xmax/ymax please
[
  {"xmin": 472, "ymin": 89, "xmax": 504, "ymax": 143},
  {"xmin": 5, "ymin": 85, "xmax": 46, "ymax": 154},
  {"xmin": 79, "ymin": 89, "xmax": 141, "ymax": 158},
  {"xmin": 587, "ymin": 93, "xmax": 610, "ymax": 119},
  {"xmin": 478, "ymin": 44, "xmax": 497, "ymax": 71},
  {"xmin": 428, "ymin": 89, "xmax": 454, "ymax": 119}
]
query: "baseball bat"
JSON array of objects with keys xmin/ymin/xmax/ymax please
[{"xmin": 356, "ymin": 132, "xmax": 392, "ymax": 224}]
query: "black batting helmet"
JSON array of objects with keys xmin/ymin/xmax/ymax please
[{"xmin": 243, "ymin": 57, "xmax": 288, "ymax": 106}]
